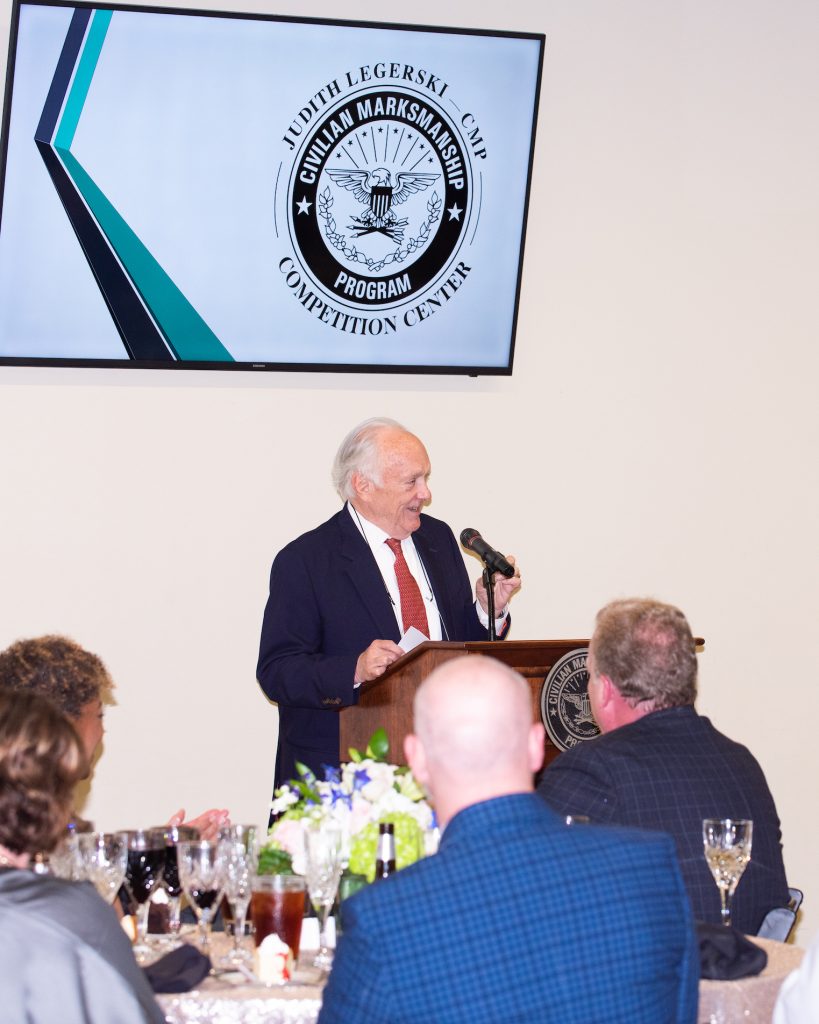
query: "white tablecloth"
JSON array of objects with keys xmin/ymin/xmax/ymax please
[
  {"xmin": 699, "ymin": 937, "xmax": 804, "ymax": 1024},
  {"xmin": 156, "ymin": 933, "xmax": 803, "ymax": 1024},
  {"xmin": 157, "ymin": 934, "xmax": 325, "ymax": 1024}
]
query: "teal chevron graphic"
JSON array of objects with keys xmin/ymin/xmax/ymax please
[{"xmin": 53, "ymin": 9, "xmax": 232, "ymax": 362}]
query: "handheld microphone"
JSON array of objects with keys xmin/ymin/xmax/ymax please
[{"xmin": 460, "ymin": 528, "xmax": 515, "ymax": 578}]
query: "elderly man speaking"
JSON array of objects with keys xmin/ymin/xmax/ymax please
[
  {"xmin": 318, "ymin": 656, "xmax": 699, "ymax": 1024},
  {"xmin": 257, "ymin": 417, "xmax": 521, "ymax": 790}
]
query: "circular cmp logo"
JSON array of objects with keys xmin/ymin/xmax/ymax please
[
  {"xmin": 540, "ymin": 649, "xmax": 600, "ymax": 752},
  {"xmin": 280, "ymin": 73, "xmax": 477, "ymax": 331}
]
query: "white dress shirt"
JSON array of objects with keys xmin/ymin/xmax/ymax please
[
  {"xmin": 346, "ymin": 503, "xmax": 507, "ymax": 641},
  {"xmin": 348, "ymin": 503, "xmax": 443, "ymax": 641}
]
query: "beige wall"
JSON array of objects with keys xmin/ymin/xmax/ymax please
[{"xmin": 1, "ymin": 0, "xmax": 817, "ymax": 940}]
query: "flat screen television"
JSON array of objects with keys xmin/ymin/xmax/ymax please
[{"xmin": 0, "ymin": 1, "xmax": 543, "ymax": 373}]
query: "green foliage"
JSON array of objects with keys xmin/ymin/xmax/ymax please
[
  {"xmin": 348, "ymin": 727, "xmax": 390, "ymax": 765},
  {"xmin": 366, "ymin": 727, "xmax": 390, "ymax": 761},
  {"xmin": 257, "ymin": 845, "xmax": 294, "ymax": 876},
  {"xmin": 292, "ymin": 762, "xmax": 320, "ymax": 803}
]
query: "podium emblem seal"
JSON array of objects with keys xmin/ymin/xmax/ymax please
[{"xmin": 540, "ymin": 648, "xmax": 600, "ymax": 751}]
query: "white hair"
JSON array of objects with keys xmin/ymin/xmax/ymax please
[{"xmin": 331, "ymin": 417, "xmax": 408, "ymax": 501}]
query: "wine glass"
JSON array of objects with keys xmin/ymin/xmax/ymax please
[
  {"xmin": 220, "ymin": 840, "xmax": 254, "ymax": 966},
  {"xmin": 155, "ymin": 825, "xmax": 199, "ymax": 945},
  {"xmin": 218, "ymin": 824, "xmax": 260, "ymax": 868},
  {"xmin": 703, "ymin": 818, "xmax": 753, "ymax": 927},
  {"xmin": 217, "ymin": 824, "xmax": 260, "ymax": 946},
  {"xmin": 48, "ymin": 829, "xmax": 84, "ymax": 881},
  {"xmin": 123, "ymin": 829, "xmax": 166, "ymax": 962},
  {"xmin": 303, "ymin": 821, "xmax": 343, "ymax": 971},
  {"xmin": 176, "ymin": 840, "xmax": 227, "ymax": 953},
  {"xmin": 77, "ymin": 831, "xmax": 128, "ymax": 904}
]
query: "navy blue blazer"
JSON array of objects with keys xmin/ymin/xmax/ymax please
[
  {"xmin": 537, "ymin": 705, "xmax": 789, "ymax": 934},
  {"xmin": 318, "ymin": 794, "xmax": 699, "ymax": 1024},
  {"xmin": 257, "ymin": 507, "xmax": 490, "ymax": 788}
]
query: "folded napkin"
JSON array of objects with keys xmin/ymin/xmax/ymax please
[
  {"xmin": 142, "ymin": 944, "xmax": 212, "ymax": 993},
  {"xmin": 697, "ymin": 921, "xmax": 768, "ymax": 980}
]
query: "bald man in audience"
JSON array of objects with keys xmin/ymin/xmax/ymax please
[
  {"xmin": 318, "ymin": 656, "xmax": 698, "ymax": 1024},
  {"xmin": 537, "ymin": 598, "xmax": 789, "ymax": 934}
]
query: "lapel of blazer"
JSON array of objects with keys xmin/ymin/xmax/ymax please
[{"xmin": 336, "ymin": 506, "xmax": 401, "ymax": 641}]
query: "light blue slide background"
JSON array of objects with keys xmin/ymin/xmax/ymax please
[{"xmin": 0, "ymin": 5, "xmax": 541, "ymax": 365}]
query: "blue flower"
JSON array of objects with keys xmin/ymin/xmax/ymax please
[{"xmin": 330, "ymin": 789, "xmax": 352, "ymax": 810}]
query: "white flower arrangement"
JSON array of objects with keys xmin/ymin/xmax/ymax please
[{"xmin": 260, "ymin": 730, "xmax": 436, "ymax": 883}]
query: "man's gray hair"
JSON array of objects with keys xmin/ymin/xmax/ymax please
[
  {"xmin": 591, "ymin": 598, "xmax": 698, "ymax": 710},
  {"xmin": 332, "ymin": 417, "xmax": 408, "ymax": 501}
]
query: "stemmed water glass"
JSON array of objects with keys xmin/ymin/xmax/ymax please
[
  {"xmin": 703, "ymin": 818, "xmax": 753, "ymax": 928},
  {"xmin": 220, "ymin": 840, "xmax": 254, "ymax": 966},
  {"xmin": 217, "ymin": 825, "xmax": 259, "ymax": 950},
  {"xmin": 123, "ymin": 829, "xmax": 167, "ymax": 962},
  {"xmin": 303, "ymin": 821, "xmax": 343, "ymax": 972},
  {"xmin": 77, "ymin": 831, "xmax": 128, "ymax": 904},
  {"xmin": 218, "ymin": 824, "xmax": 260, "ymax": 863},
  {"xmin": 176, "ymin": 840, "xmax": 227, "ymax": 954},
  {"xmin": 48, "ymin": 829, "xmax": 84, "ymax": 881}
]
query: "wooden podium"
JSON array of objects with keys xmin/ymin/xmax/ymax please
[{"xmin": 339, "ymin": 639, "xmax": 589, "ymax": 770}]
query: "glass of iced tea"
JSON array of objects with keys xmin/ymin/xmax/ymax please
[{"xmin": 250, "ymin": 875, "xmax": 306, "ymax": 959}]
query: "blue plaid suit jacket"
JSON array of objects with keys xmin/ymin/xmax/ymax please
[
  {"xmin": 537, "ymin": 706, "xmax": 789, "ymax": 934},
  {"xmin": 318, "ymin": 794, "xmax": 698, "ymax": 1024}
]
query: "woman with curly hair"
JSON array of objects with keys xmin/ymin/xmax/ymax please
[
  {"xmin": 0, "ymin": 635, "xmax": 112, "ymax": 777},
  {"xmin": 0, "ymin": 635, "xmax": 229, "ymax": 836},
  {"xmin": 0, "ymin": 688, "xmax": 164, "ymax": 1023}
]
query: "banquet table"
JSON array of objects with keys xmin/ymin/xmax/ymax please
[
  {"xmin": 156, "ymin": 932, "xmax": 326, "ymax": 1024},
  {"xmin": 156, "ymin": 933, "xmax": 804, "ymax": 1024},
  {"xmin": 699, "ymin": 936, "xmax": 804, "ymax": 1024}
]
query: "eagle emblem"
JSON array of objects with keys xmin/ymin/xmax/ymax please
[
  {"xmin": 539, "ymin": 648, "xmax": 599, "ymax": 751},
  {"xmin": 562, "ymin": 691, "xmax": 595, "ymax": 727},
  {"xmin": 324, "ymin": 167, "xmax": 439, "ymax": 242}
]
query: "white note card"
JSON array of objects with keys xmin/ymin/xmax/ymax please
[{"xmin": 399, "ymin": 627, "xmax": 428, "ymax": 654}]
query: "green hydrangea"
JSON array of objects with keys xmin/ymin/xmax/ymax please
[{"xmin": 348, "ymin": 812, "xmax": 425, "ymax": 883}]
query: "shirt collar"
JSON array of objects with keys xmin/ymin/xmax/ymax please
[{"xmin": 347, "ymin": 501, "xmax": 404, "ymax": 547}]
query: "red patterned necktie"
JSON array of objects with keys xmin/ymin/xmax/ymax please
[{"xmin": 385, "ymin": 538, "xmax": 429, "ymax": 638}]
